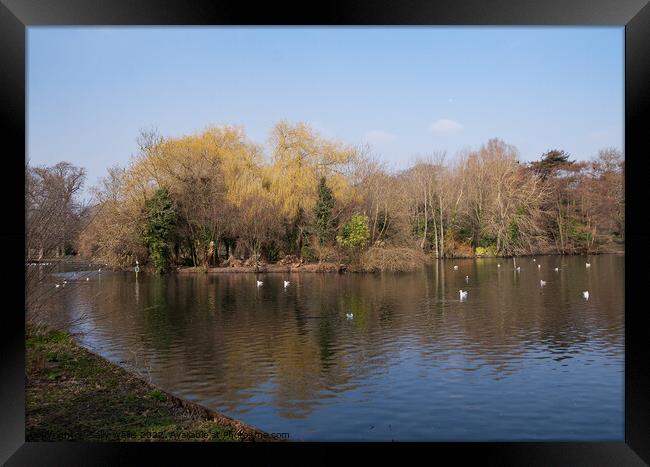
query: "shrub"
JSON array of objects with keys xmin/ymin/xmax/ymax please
[
  {"xmin": 475, "ymin": 245, "xmax": 498, "ymax": 257},
  {"xmin": 360, "ymin": 247, "xmax": 429, "ymax": 272}
]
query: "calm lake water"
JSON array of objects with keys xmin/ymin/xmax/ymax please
[{"xmin": 41, "ymin": 255, "xmax": 624, "ymax": 441}]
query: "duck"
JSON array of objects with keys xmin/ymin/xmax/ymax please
[
  {"xmin": 583, "ymin": 291, "xmax": 590, "ymax": 300},
  {"xmin": 256, "ymin": 280, "xmax": 263, "ymax": 287},
  {"xmin": 284, "ymin": 280, "xmax": 290, "ymax": 288},
  {"xmin": 459, "ymin": 290, "xmax": 468, "ymax": 300},
  {"xmin": 540, "ymin": 280, "xmax": 546, "ymax": 287},
  {"xmin": 345, "ymin": 312, "xmax": 354, "ymax": 319}
]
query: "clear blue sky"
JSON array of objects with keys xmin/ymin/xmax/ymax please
[{"xmin": 28, "ymin": 27, "xmax": 623, "ymax": 196}]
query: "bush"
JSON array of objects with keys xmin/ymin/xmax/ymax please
[
  {"xmin": 360, "ymin": 247, "xmax": 429, "ymax": 272},
  {"xmin": 300, "ymin": 243, "xmax": 318, "ymax": 262},
  {"xmin": 475, "ymin": 245, "xmax": 498, "ymax": 257}
]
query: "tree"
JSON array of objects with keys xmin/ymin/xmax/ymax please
[
  {"xmin": 141, "ymin": 187, "xmax": 177, "ymax": 274},
  {"xmin": 314, "ymin": 177, "xmax": 335, "ymax": 245},
  {"xmin": 26, "ymin": 161, "xmax": 87, "ymax": 330},
  {"xmin": 337, "ymin": 214, "xmax": 370, "ymax": 264}
]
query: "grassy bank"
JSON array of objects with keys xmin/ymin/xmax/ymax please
[{"xmin": 26, "ymin": 330, "xmax": 279, "ymax": 442}]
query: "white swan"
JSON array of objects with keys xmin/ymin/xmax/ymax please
[
  {"xmin": 459, "ymin": 290, "xmax": 468, "ymax": 300},
  {"xmin": 540, "ymin": 280, "xmax": 546, "ymax": 286},
  {"xmin": 583, "ymin": 291, "xmax": 589, "ymax": 300},
  {"xmin": 256, "ymin": 280, "xmax": 263, "ymax": 287},
  {"xmin": 284, "ymin": 280, "xmax": 290, "ymax": 288}
]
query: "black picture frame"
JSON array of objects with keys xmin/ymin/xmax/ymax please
[{"xmin": 2, "ymin": 1, "xmax": 648, "ymax": 464}]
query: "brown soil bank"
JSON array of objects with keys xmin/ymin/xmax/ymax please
[
  {"xmin": 26, "ymin": 330, "xmax": 282, "ymax": 442},
  {"xmin": 178, "ymin": 262, "xmax": 346, "ymax": 274}
]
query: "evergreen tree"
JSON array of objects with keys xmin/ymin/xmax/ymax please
[
  {"xmin": 314, "ymin": 177, "xmax": 335, "ymax": 245},
  {"xmin": 142, "ymin": 187, "xmax": 177, "ymax": 274}
]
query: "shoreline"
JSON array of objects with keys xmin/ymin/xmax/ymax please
[
  {"xmin": 26, "ymin": 329, "xmax": 283, "ymax": 442},
  {"xmin": 174, "ymin": 251, "xmax": 624, "ymax": 275}
]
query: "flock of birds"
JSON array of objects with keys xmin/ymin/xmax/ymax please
[
  {"xmin": 458, "ymin": 260, "xmax": 592, "ymax": 302},
  {"xmin": 50, "ymin": 259, "xmax": 593, "ymax": 319}
]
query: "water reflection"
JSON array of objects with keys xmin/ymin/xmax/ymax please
[{"xmin": 40, "ymin": 255, "xmax": 624, "ymax": 441}]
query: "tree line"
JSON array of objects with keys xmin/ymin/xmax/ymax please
[{"xmin": 26, "ymin": 122, "xmax": 624, "ymax": 273}]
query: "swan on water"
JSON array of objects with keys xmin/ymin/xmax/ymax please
[
  {"xmin": 453, "ymin": 265, "xmax": 459, "ymax": 270},
  {"xmin": 540, "ymin": 280, "xmax": 546, "ymax": 286},
  {"xmin": 256, "ymin": 280, "xmax": 263, "ymax": 287},
  {"xmin": 538, "ymin": 264, "xmax": 541, "ymax": 269},
  {"xmin": 465, "ymin": 275, "xmax": 469, "ymax": 283},
  {"xmin": 583, "ymin": 291, "xmax": 590, "ymax": 300},
  {"xmin": 554, "ymin": 267, "xmax": 559, "ymax": 272},
  {"xmin": 586, "ymin": 263, "xmax": 591, "ymax": 268},
  {"xmin": 284, "ymin": 280, "xmax": 290, "ymax": 288},
  {"xmin": 459, "ymin": 290, "xmax": 468, "ymax": 300}
]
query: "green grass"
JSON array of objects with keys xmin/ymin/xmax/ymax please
[{"xmin": 26, "ymin": 330, "xmax": 253, "ymax": 442}]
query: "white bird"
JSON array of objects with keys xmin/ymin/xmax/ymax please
[
  {"xmin": 459, "ymin": 290, "xmax": 468, "ymax": 300},
  {"xmin": 55, "ymin": 284, "xmax": 60, "ymax": 288},
  {"xmin": 586, "ymin": 263, "xmax": 591, "ymax": 268},
  {"xmin": 453, "ymin": 265, "xmax": 459, "ymax": 270},
  {"xmin": 540, "ymin": 280, "xmax": 546, "ymax": 287},
  {"xmin": 284, "ymin": 280, "xmax": 290, "ymax": 288},
  {"xmin": 465, "ymin": 275, "xmax": 469, "ymax": 283},
  {"xmin": 86, "ymin": 277, "xmax": 90, "ymax": 281},
  {"xmin": 583, "ymin": 291, "xmax": 590, "ymax": 300},
  {"xmin": 256, "ymin": 280, "xmax": 263, "ymax": 287},
  {"xmin": 533, "ymin": 258, "xmax": 536, "ymax": 262},
  {"xmin": 98, "ymin": 268, "xmax": 102, "ymax": 272},
  {"xmin": 63, "ymin": 280, "xmax": 67, "ymax": 284},
  {"xmin": 497, "ymin": 264, "xmax": 501, "ymax": 268},
  {"xmin": 346, "ymin": 312, "xmax": 353, "ymax": 319},
  {"xmin": 538, "ymin": 264, "xmax": 541, "ymax": 269},
  {"xmin": 554, "ymin": 267, "xmax": 559, "ymax": 272},
  {"xmin": 516, "ymin": 266, "xmax": 521, "ymax": 272}
]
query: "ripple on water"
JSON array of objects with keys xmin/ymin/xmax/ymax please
[{"xmin": 51, "ymin": 256, "xmax": 624, "ymax": 440}]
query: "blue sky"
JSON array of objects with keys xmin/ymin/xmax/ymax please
[{"xmin": 28, "ymin": 27, "xmax": 623, "ymax": 195}]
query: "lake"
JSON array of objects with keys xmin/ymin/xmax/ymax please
[{"xmin": 41, "ymin": 254, "xmax": 624, "ymax": 441}]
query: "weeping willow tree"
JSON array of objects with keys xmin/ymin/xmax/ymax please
[{"xmin": 268, "ymin": 121, "xmax": 358, "ymax": 257}]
